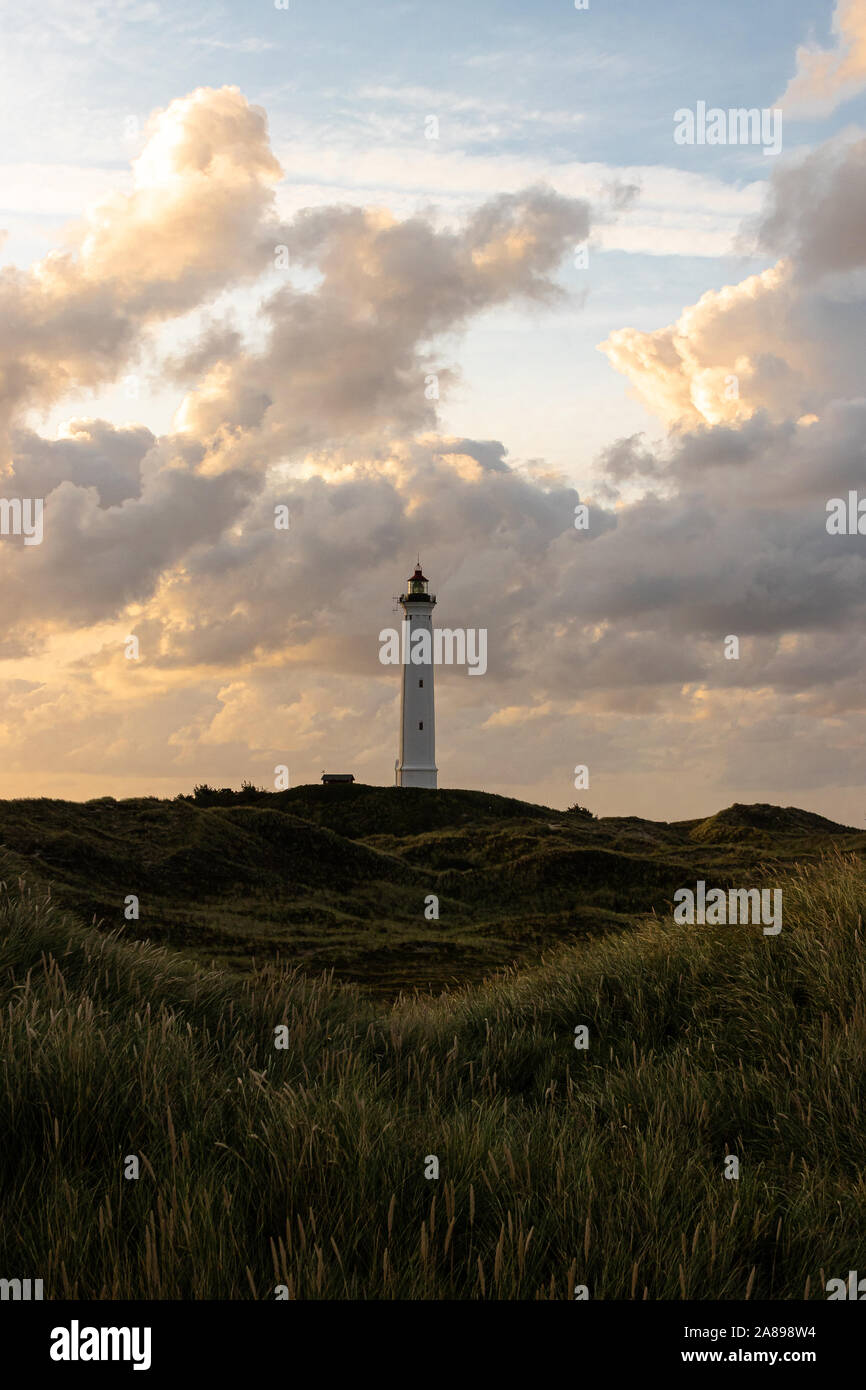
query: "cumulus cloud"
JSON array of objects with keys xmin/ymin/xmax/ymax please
[
  {"xmin": 174, "ymin": 185, "xmax": 590, "ymax": 457},
  {"xmin": 778, "ymin": 0, "xmax": 866, "ymax": 117},
  {"xmin": 0, "ymin": 102, "xmax": 591, "ymax": 636},
  {"xmin": 9, "ymin": 421, "xmax": 154, "ymax": 508},
  {"xmin": 0, "ymin": 86, "xmax": 281, "ymax": 457},
  {"xmin": 750, "ymin": 134, "xmax": 866, "ymax": 274},
  {"xmin": 598, "ymin": 135, "xmax": 866, "ymax": 429},
  {"xmin": 583, "ymin": 130, "xmax": 865, "ymax": 815}
]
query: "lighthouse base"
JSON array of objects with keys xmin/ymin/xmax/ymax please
[{"xmin": 398, "ymin": 766, "xmax": 438, "ymax": 789}]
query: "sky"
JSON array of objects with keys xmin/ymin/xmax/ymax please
[{"xmin": 0, "ymin": 0, "xmax": 865, "ymax": 820}]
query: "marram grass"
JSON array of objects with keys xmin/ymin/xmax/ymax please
[{"xmin": 1, "ymin": 852, "xmax": 864, "ymax": 1299}]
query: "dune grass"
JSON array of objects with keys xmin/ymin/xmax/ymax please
[{"xmin": 0, "ymin": 851, "xmax": 864, "ymax": 1299}]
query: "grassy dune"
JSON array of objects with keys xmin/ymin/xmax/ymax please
[
  {"xmin": 0, "ymin": 785, "xmax": 861, "ymax": 994},
  {"xmin": 1, "ymin": 850, "xmax": 864, "ymax": 1299}
]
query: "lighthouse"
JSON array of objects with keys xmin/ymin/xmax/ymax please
[{"xmin": 397, "ymin": 562, "xmax": 438, "ymax": 788}]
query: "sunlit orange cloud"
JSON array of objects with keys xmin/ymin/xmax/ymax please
[
  {"xmin": 778, "ymin": 0, "xmax": 866, "ymax": 116},
  {"xmin": 597, "ymin": 262, "xmax": 795, "ymax": 429},
  {"xmin": 483, "ymin": 702, "xmax": 553, "ymax": 729}
]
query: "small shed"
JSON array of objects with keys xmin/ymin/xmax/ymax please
[{"xmin": 321, "ymin": 773, "xmax": 355, "ymax": 784}]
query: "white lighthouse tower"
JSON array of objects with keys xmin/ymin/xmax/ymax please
[{"xmin": 397, "ymin": 562, "xmax": 437, "ymax": 789}]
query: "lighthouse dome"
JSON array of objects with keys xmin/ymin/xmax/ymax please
[{"xmin": 406, "ymin": 563, "xmax": 429, "ymax": 595}]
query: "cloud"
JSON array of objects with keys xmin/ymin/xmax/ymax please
[
  {"xmin": 174, "ymin": 185, "xmax": 591, "ymax": 455},
  {"xmin": 0, "ymin": 86, "xmax": 282, "ymax": 457},
  {"xmin": 750, "ymin": 134, "xmax": 866, "ymax": 274},
  {"xmin": 595, "ymin": 259, "xmax": 840, "ymax": 429},
  {"xmin": 598, "ymin": 135, "xmax": 866, "ymax": 429},
  {"xmin": 778, "ymin": 0, "xmax": 866, "ymax": 117},
  {"xmin": 0, "ymin": 101, "xmax": 596, "ymax": 692},
  {"xmin": 9, "ymin": 421, "xmax": 154, "ymax": 508}
]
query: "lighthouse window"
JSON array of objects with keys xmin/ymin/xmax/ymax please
[
  {"xmin": 418, "ymin": 679, "xmax": 423, "ymax": 687},
  {"xmin": 418, "ymin": 721, "xmax": 423, "ymax": 730}
]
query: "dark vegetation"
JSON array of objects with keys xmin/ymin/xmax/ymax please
[
  {"xmin": 0, "ymin": 847, "xmax": 864, "ymax": 1298},
  {"xmin": 1, "ymin": 787, "xmax": 863, "ymax": 1298},
  {"xmin": 0, "ymin": 783, "xmax": 860, "ymax": 995}
]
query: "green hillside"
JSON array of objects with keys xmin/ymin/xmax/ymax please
[
  {"xmin": 0, "ymin": 785, "xmax": 861, "ymax": 995},
  {"xmin": 1, "ymin": 850, "xmax": 864, "ymax": 1298}
]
